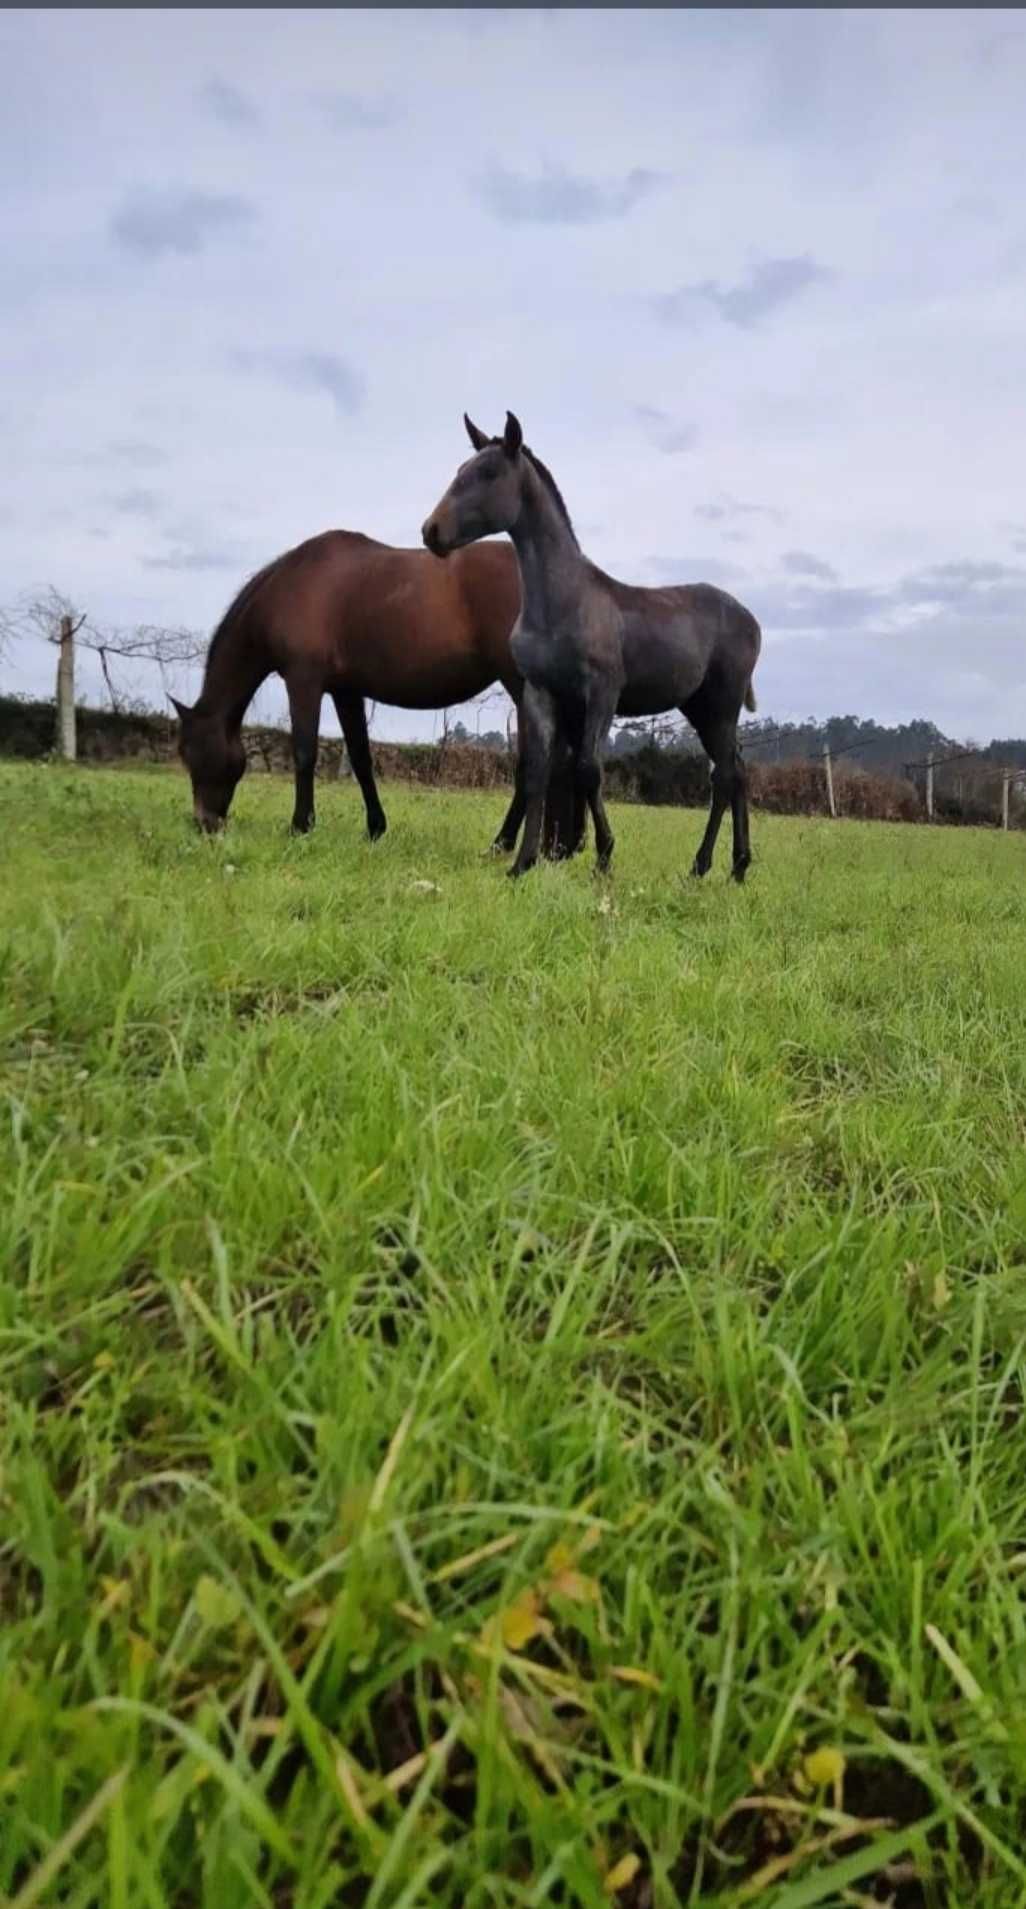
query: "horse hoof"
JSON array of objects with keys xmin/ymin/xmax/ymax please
[{"xmin": 367, "ymin": 819, "xmax": 387, "ymax": 842}]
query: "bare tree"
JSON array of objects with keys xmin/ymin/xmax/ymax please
[
  {"xmin": 0, "ymin": 587, "xmax": 87, "ymax": 758},
  {"xmin": 81, "ymin": 621, "xmax": 205, "ymax": 712},
  {"xmin": 0, "ymin": 586, "xmax": 206, "ymax": 758}
]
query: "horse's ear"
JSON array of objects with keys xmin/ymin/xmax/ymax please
[
  {"xmin": 464, "ymin": 413, "xmax": 490, "ymax": 452},
  {"xmin": 503, "ymin": 411, "xmax": 523, "ymax": 459},
  {"xmin": 169, "ymin": 695, "xmax": 191, "ymax": 720}
]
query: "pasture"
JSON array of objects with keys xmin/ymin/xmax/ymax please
[{"xmin": 2, "ymin": 758, "xmax": 1026, "ymax": 1907}]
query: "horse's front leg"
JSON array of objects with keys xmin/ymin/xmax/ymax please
[
  {"xmin": 542, "ymin": 730, "xmax": 584, "ymax": 860},
  {"xmin": 286, "ymin": 675, "xmax": 322, "ymax": 834},
  {"xmin": 509, "ymin": 683, "xmax": 558, "ymax": 879},
  {"xmin": 574, "ymin": 686, "xmax": 619, "ymax": 873}
]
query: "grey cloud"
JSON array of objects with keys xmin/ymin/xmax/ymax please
[
  {"xmin": 107, "ymin": 439, "xmax": 167, "ymax": 469},
  {"xmin": 782, "ymin": 549, "xmax": 837, "ymax": 581},
  {"xmin": 632, "ymin": 404, "xmax": 697, "ymax": 455},
  {"xmin": 231, "ymin": 347, "xmax": 365, "ymax": 414},
  {"xmin": 761, "ymin": 559, "xmax": 1026, "ymax": 733},
  {"xmin": 143, "ymin": 541, "xmax": 242, "ymax": 573},
  {"xmin": 111, "ymin": 188, "xmax": 257, "ymax": 258},
  {"xmin": 760, "ymin": 579, "xmax": 884, "ymax": 633},
  {"xmin": 912, "ymin": 560, "xmax": 1020, "ymax": 590},
  {"xmin": 478, "ymin": 161, "xmax": 664, "ymax": 226},
  {"xmin": 895, "ymin": 559, "xmax": 1026, "ymax": 621},
  {"xmin": 317, "ymin": 91, "xmax": 398, "ymax": 131},
  {"xmin": 655, "ymin": 255, "xmax": 830, "ymax": 329},
  {"xmin": 200, "ymin": 76, "xmax": 261, "ymax": 127},
  {"xmin": 646, "ymin": 554, "xmax": 750, "ymax": 588},
  {"xmin": 978, "ymin": 29, "xmax": 1025, "ymax": 67},
  {"xmin": 757, "ymin": 557, "xmax": 1026, "ymax": 643},
  {"xmin": 110, "ymin": 487, "xmax": 162, "ymax": 518},
  {"xmin": 696, "ymin": 494, "xmax": 784, "ymax": 527},
  {"xmin": 64, "ymin": 439, "xmax": 168, "ymax": 472}
]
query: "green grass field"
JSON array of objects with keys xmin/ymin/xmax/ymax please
[{"xmin": 3, "ymin": 758, "xmax": 1026, "ymax": 1909}]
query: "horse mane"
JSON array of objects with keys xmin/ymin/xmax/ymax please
[
  {"xmin": 522, "ymin": 445, "xmax": 580, "ymax": 549},
  {"xmin": 199, "ymin": 551, "xmax": 286, "ymax": 696},
  {"xmin": 486, "ymin": 434, "xmax": 580, "ymax": 549}
]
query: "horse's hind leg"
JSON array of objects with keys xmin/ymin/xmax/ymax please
[
  {"xmin": 509, "ymin": 683, "xmax": 557, "ymax": 879},
  {"xmin": 491, "ymin": 696, "xmax": 527, "ymax": 854},
  {"xmin": 729, "ymin": 744, "xmax": 752, "ymax": 882},
  {"xmin": 286, "ymin": 675, "xmax": 322, "ymax": 834},
  {"xmin": 682, "ymin": 703, "xmax": 740, "ymax": 879},
  {"xmin": 333, "ymin": 692, "xmax": 387, "ymax": 840}
]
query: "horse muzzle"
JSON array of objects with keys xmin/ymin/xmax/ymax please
[
  {"xmin": 422, "ymin": 518, "xmax": 451, "ymax": 559},
  {"xmin": 194, "ymin": 805, "xmax": 227, "ymax": 835}
]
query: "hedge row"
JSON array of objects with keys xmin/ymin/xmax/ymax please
[{"xmin": 2, "ymin": 695, "xmax": 1018, "ymax": 826}]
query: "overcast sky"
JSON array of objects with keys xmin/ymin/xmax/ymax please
[{"xmin": 2, "ymin": 7, "xmax": 1025, "ymax": 742}]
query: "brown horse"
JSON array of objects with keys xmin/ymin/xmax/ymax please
[{"xmin": 171, "ymin": 528, "xmax": 583, "ymax": 853}]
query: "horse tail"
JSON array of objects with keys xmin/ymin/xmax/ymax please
[{"xmin": 742, "ymin": 608, "xmax": 762, "ymax": 713}]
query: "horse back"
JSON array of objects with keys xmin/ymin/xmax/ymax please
[{"xmin": 254, "ymin": 529, "xmax": 522, "ymax": 704}]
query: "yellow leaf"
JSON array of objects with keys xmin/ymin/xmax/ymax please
[
  {"xmin": 544, "ymin": 1541, "xmax": 577, "ymax": 1577},
  {"xmin": 932, "ymin": 1271, "xmax": 951, "ymax": 1311},
  {"xmin": 93, "ymin": 1351, "xmax": 115, "ymax": 1371},
  {"xmin": 548, "ymin": 1568, "xmax": 600, "ymax": 1605},
  {"xmin": 479, "ymin": 1587, "xmax": 550, "ymax": 1654},
  {"xmin": 97, "ymin": 1576, "xmax": 129, "ymax": 1617},
  {"xmin": 128, "ymin": 1631, "xmax": 155, "ymax": 1672},
  {"xmin": 501, "ymin": 1588, "xmax": 546, "ymax": 1651},
  {"xmin": 610, "ymin": 1666, "xmax": 663, "ymax": 1693},
  {"xmin": 803, "ymin": 1745, "xmax": 846, "ymax": 1789},
  {"xmin": 604, "ymin": 1852, "xmax": 642, "ymax": 1894}
]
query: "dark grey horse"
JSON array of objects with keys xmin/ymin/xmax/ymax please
[{"xmin": 422, "ymin": 412, "xmax": 762, "ymax": 881}]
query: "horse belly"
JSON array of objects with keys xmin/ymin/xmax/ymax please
[
  {"xmin": 617, "ymin": 629, "xmax": 706, "ymax": 716},
  {"xmin": 615, "ymin": 683, "xmax": 677, "ymax": 719},
  {"xmin": 333, "ymin": 599, "xmax": 496, "ymax": 710},
  {"xmin": 342, "ymin": 654, "xmax": 495, "ymax": 710}
]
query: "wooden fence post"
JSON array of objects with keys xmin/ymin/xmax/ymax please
[
  {"xmin": 925, "ymin": 756, "xmax": 934, "ymax": 822},
  {"xmin": 56, "ymin": 614, "xmax": 77, "ymax": 762},
  {"xmin": 1002, "ymin": 770, "xmax": 1010, "ymax": 832},
  {"xmin": 823, "ymin": 743, "xmax": 836, "ymax": 818}
]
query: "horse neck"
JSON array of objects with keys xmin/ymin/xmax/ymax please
[
  {"xmin": 509, "ymin": 462, "xmax": 583, "ymax": 629},
  {"xmin": 197, "ymin": 624, "xmax": 271, "ymax": 733}
]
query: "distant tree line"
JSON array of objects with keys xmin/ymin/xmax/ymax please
[{"xmin": 605, "ymin": 713, "xmax": 1026, "ymax": 774}]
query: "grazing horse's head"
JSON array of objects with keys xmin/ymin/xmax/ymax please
[
  {"xmin": 422, "ymin": 412, "xmax": 524, "ymax": 558},
  {"xmin": 171, "ymin": 697, "xmax": 246, "ymax": 833}
]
